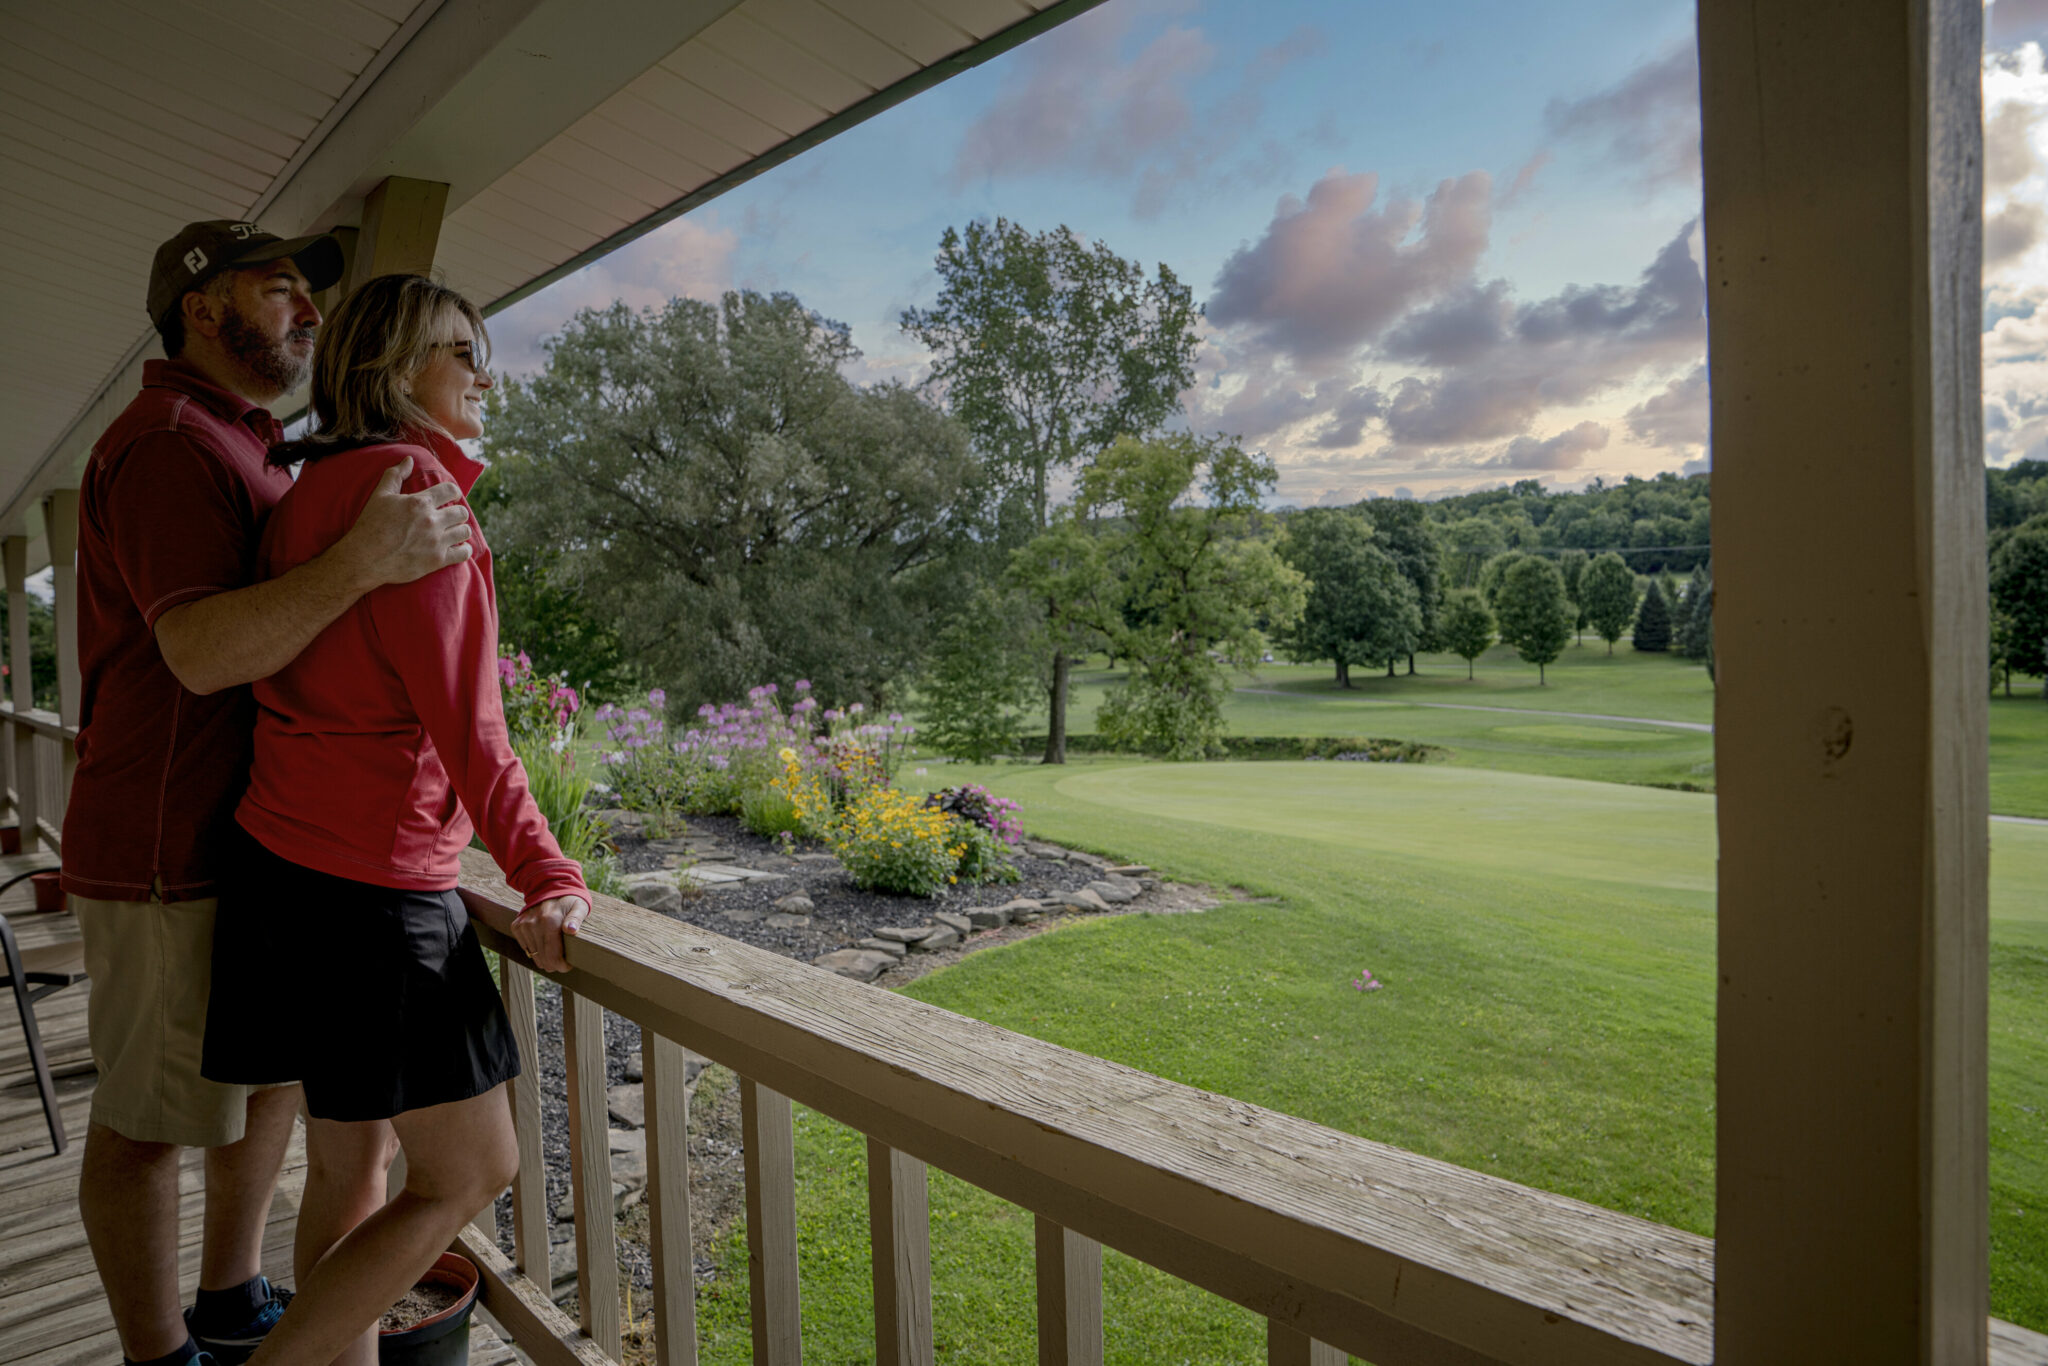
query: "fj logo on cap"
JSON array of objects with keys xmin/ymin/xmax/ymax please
[
  {"xmin": 183, "ymin": 247, "xmax": 208, "ymax": 275},
  {"xmin": 228, "ymin": 223, "xmax": 259, "ymax": 238}
]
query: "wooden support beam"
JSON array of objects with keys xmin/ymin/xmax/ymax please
[
  {"xmin": 5, "ymin": 536, "xmax": 39, "ymax": 854},
  {"xmin": 867, "ymin": 1139, "xmax": 933, "ymax": 1366},
  {"xmin": 502, "ymin": 960, "xmax": 550, "ymax": 1284},
  {"xmin": 1035, "ymin": 1217, "xmax": 1101, "ymax": 1366},
  {"xmin": 563, "ymin": 987, "xmax": 620, "ymax": 1359},
  {"xmin": 353, "ymin": 176, "xmax": 448, "ymax": 284},
  {"xmin": 1700, "ymin": 0, "xmax": 1988, "ymax": 1361},
  {"xmin": 644, "ymin": 1029, "xmax": 698, "ymax": 1366},
  {"xmin": 741, "ymin": 1077, "xmax": 802, "ymax": 1366},
  {"xmin": 1267, "ymin": 1321, "xmax": 1344, "ymax": 1366}
]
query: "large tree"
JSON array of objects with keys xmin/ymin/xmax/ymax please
[
  {"xmin": 1494, "ymin": 558, "xmax": 1573, "ymax": 684},
  {"xmin": 1558, "ymin": 548, "xmax": 1590, "ymax": 644},
  {"xmin": 481, "ymin": 293, "xmax": 982, "ymax": 708},
  {"xmin": 1019, "ymin": 435, "xmax": 1305, "ymax": 760},
  {"xmin": 902, "ymin": 218, "xmax": 1201, "ymax": 761},
  {"xmin": 1360, "ymin": 499, "xmax": 1443, "ymax": 672},
  {"xmin": 1275, "ymin": 510, "xmax": 1420, "ymax": 688},
  {"xmin": 1579, "ymin": 552, "xmax": 1639, "ymax": 655}
]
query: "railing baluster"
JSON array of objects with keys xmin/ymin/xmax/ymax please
[
  {"xmin": 643, "ymin": 1029, "xmax": 698, "ymax": 1366},
  {"xmin": 866, "ymin": 1139, "xmax": 932, "ymax": 1366},
  {"xmin": 564, "ymin": 986, "xmax": 621, "ymax": 1358},
  {"xmin": 1267, "ymin": 1320, "xmax": 1345, "ymax": 1366},
  {"xmin": 1034, "ymin": 1216, "xmax": 1102, "ymax": 1366},
  {"xmin": 500, "ymin": 958, "xmax": 549, "ymax": 1282},
  {"xmin": 3, "ymin": 536, "xmax": 34, "ymax": 855},
  {"xmin": 741, "ymin": 1077, "xmax": 802, "ymax": 1365}
]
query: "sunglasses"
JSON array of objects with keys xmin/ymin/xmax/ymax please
[{"xmin": 432, "ymin": 341, "xmax": 490, "ymax": 377}]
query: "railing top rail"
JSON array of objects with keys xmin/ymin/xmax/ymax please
[
  {"xmin": 0, "ymin": 702, "xmax": 76, "ymax": 741},
  {"xmin": 459, "ymin": 849, "xmax": 1713, "ymax": 1366}
]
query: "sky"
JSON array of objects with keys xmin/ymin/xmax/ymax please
[{"xmin": 486, "ymin": 0, "xmax": 2048, "ymax": 507}]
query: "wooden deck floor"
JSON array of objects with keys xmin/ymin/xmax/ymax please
[{"xmin": 0, "ymin": 897, "xmax": 517, "ymax": 1365}]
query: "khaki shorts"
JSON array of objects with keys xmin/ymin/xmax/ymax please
[{"xmin": 73, "ymin": 893, "xmax": 268, "ymax": 1147}]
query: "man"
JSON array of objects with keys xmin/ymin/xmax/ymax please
[{"xmin": 63, "ymin": 221, "xmax": 477, "ymax": 1366}]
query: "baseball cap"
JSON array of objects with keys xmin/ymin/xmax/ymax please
[{"xmin": 147, "ymin": 220, "xmax": 346, "ymax": 325}]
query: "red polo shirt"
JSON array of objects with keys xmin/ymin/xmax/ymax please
[
  {"xmin": 236, "ymin": 433, "xmax": 586, "ymax": 912},
  {"xmin": 62, "ymin": 360, "xmax": 292, "ymax": 902}
]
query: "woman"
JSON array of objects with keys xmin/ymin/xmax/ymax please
[{"xmin": 202, "ymin": 273, "xmax": 590, "ymax": 1366}]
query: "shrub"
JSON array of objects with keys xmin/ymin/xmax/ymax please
[
  {"xmin": 827, "ymin": 788, "xmax": 966, "ymax": 897},
  {"xmin": 498, "ymin": 649, "xmax": 581, "ymax": 749},
  {"xmin": 924, "ymin": 784, "xmax": 1023, "ymax": 885},
  {"xmin": 511, "ymin": 736, "xmax": 624, "ymax": 899}
]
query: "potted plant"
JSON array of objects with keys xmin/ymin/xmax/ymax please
[{"xmin": 379, "ymin": 1251, "xmax": 480, "ymax": 1366}]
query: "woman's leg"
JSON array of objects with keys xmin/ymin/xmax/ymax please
[
  {"xmin": 293, "ymin": 1114, "xmax": 397, "ymax": 1366},
  {"xmin": 243, "ymin": 1085, "xmax": 516, "ymax": 1366}
]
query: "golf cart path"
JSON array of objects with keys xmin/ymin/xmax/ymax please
[
  {"xmin": 1233, "ymin": 687, "xmax": 1715, "ymax": 733},
  {"xmin": 1232, "ymin": 688, "xmax": 2048, "ymax": 825}
]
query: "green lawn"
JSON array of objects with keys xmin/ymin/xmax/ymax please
[
  {"xmin": 1056, "ymin": 647, "xmax": 2048, "ymax": 813},
  {"xmin": 687, "ymin": 760, "xmax": 2048, "ymax": 1359}
]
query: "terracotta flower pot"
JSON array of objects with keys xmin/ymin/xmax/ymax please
[
  {"xmin": 0, "ymin": 825, "xmax": 19, "ymax": 855},
  {"xmin": 378, "ymin": 1252, "xmax": 480, "ymax": 1366},
  {"xmin": 30, "ymin": 870, "xmax": 61, "ymax": 913}
]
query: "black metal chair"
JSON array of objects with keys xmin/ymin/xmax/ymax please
[{"xmin": 0, "ymin": 854, "xmax": 79, "ymax": 1154}]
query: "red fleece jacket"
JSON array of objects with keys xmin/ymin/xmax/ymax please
[{"xmin": 236, "ymin": 432, "xmax": 587, "ymax": 912}]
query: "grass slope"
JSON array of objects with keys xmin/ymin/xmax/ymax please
[{"xmin": 688, "ymin": 761, "xmax": 2048, "ymax": 1356}]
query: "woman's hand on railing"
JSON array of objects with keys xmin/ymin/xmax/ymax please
[{"xmin": 507, "ymin": 893, "xmax": 589, "ymax": 973}]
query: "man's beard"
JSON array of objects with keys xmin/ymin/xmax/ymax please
[{"xmin": 217, "ymin": 298, "xmax": 314, "ymax": 398}]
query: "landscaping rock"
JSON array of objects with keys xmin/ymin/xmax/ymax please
[
  {"xmin": 966, "ymin": 906, "xmax": 1011, "ymax": 930},
  {"xmin": 718, "ymin": 906, "xmax": 765, "ymax": 924},
  {"xmin": 793, "ymin": 852, "xmax": 841, "ymax": 865},
  {"xmin": 550, "ymin": 1218, "xmax": 574, "ymax": 1245},
  {"xmin": 932, "ymin": 910, "xmax": 973, "ymax": 935},
  {"xmin": 1060, "ymin": 888, "xmax": 1111, "ymax": 913},
  {"xmin": 855, "ymin": 937, "xmax": 907, "ymax": 957},
  {"xmin": 1086, "ymin": 878, "xmax": 1138, "ymax": 905},
  {"xmin": 622, "ymin": 1050, "xmax": 643, "ymax": 1083},
  {"xmin": 1067, "ymin": 851, "xmax": 1110, "ymax": 871},
  {"xmin": 623, "ymin": 876, "xmax": 682, "ymax": 915},
  {"xmin": 1025, "ymin": 841, "xmax": 1068, "ymax": 859},
  {"xmin": 814, "ymin": 948, "xmax": 896, "ymax": 982},
  {"xmin": 1106, "ymin": 864, "xmax": 1150, "ymax": 878},
  {"xmin": 609, "ymin": 1128, "xmax": 644, "ymax": 1158},
  {"xmin": 765, "ymin": 912, "xmax": 811, "ymax": 929},
  {"xmin": 911, "ymin": 925, "xmax": 961, "ymax": 952},
  {"xmin": 871, "ymin": 926, "xmax": 929, "ymax": 943},
  {"xmin": 607, "ymin": 1084, "xmax": 645, "ymax": 1129},
  {"xmin": 1012, "ymin": 909, "xmax": 1044, "ymax": 924},
  {"xmin": 773, "ymin": 893, "xmax": 816, "ymax": 915}
]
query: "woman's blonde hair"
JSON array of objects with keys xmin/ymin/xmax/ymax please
[{"xmin": 272, "ymin": 272, "xmax": 489, "ymax": 466}]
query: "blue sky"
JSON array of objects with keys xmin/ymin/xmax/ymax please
[{"xmin": 488, "ymin": 0, "xmax": 1729, "ymax": 503}]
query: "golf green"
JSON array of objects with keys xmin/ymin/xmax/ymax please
[{"xmin": 1048, "ymin": 761, "xmax": 2048, "ymax": 927}]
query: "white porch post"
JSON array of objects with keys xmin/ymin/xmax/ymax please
[
  {"xmin": 1700, "ymin": 0, "xmax": 1988, "ymax": 1361},
  {"xmin": 47, "ymin": 489, "xmax": 79, "ymax": 809},
  {"xmin": 4, "ymin": 535, "xmax": 37, "ymax": 853}
]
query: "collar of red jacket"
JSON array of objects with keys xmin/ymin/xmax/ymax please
[
  {"xmin": 141, "ymin": 357, "xmax": 281, "ymax": 441},
  {"xmin": 413, "ymin": 428, "xmax": 484, "ymax": 496}
]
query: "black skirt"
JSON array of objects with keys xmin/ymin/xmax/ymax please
[{"xmin": 202, "ymin": 822, "xmax": 521, "ymax": 1123}]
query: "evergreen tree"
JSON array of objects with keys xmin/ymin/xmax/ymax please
[
  {"xmin": 1579, "ymin": 553, "xmax": 1639, "ymax": 655},
  {"xmin": 1676, "ymin": 563, "xmax": 1713, "ymax": 661},
  {"xmin": 1440, "ymin": 589, "xmax": 1496, "ymax": 680},
  {"xmin": 1992, "ymin": 527, "xmax": 2048, "ymax": 696},
  {"xmin": 1633, "ymin": 579, "xmax": 1674, "ymax": 652},
  {"xmin": 1494, "ymin": 558, "xmax": 1573, "ymax": 684},
  {"xmin": 917, "ymin": 586, "xmax": 1042, "ymax": 762},
  {"xmin": 1558, "ymin": 548, "xmax": 1590, "ymax": 645}
]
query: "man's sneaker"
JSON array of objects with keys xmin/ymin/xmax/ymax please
[{"xmin": 184, "ymin": 1280, "xmax": 293, "ymax": 1366}]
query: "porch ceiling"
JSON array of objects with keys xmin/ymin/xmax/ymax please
[{"xmin": 0, "ymin": 0, "xmax": 1090, "ymax": 565}]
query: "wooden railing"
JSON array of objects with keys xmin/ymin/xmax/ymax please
[
  {"xmin": 456, "ymin": 848, "xmax": 1726, "ymax": 1366},
  {"xmin": 0, "ymin": 702, "xmax": 73, "ymax": 855},
  {"xmin": 455, "ymin": 852, "xmax": 2048, "ymax": 1366}
]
